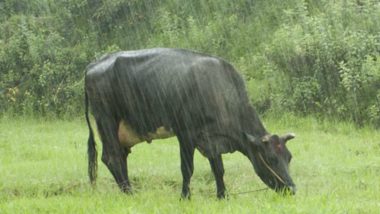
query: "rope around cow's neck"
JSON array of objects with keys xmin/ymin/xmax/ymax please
[
  {"xmin": 257, "ymin": 153, "xmax": 286, "ymax": 185},
  {"xmin": 227, "ymin": 153, "xmax": 282, "ymax": 196}
]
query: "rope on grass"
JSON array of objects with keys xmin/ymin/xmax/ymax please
[{"xmin": 229, "ymin": 187, "xmax": 269, "ymax": 196}]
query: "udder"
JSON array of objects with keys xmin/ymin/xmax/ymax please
[{"xmin": 118, "ymin": 120, "xmax": 174, "ymax": 148}]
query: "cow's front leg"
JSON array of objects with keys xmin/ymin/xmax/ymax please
[
  {"xmin": 96, "ymin": 118, "xmax": 131, "ymax": 193},
  {"xmin": 209, "ymin": 155, "xmax": 226, "ymax": 199},
  {"xmin": 178, "ymin": 137, "xmax": 195, "ymax": 199}
]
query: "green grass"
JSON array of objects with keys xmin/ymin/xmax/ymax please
[{"xmin": 1, "ymin": 115, "xmax": 379, "ymax": 213}]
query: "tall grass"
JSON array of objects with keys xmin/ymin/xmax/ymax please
[{"xmin": 1, "ymin": 116, "xmax": 379, "ymax": 213}]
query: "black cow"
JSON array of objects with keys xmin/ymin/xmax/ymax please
[{"xmin": 84, "ymin": 48, "xmax": 296, "ymax": 199}]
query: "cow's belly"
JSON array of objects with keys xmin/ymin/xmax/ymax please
[{"xmin": 118, "ymin": 120, "xmax": 174, "ymax": 148}]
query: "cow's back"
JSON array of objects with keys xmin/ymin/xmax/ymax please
[{"xmin": 85, "ymin": 48, "xmax": 248, "ymax": 141}]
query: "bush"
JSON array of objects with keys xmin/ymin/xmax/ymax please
[
  {"xmin": 255, "ymin": 0, "xmax": 380, "ymax": 126},
  {"xmin": 0, "ymin": 0, "xmax": 379, "ymax": 127}
]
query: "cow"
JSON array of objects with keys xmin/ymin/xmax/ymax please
[{"xmin": 84, "ymin": 48, "xmax": 296, "ymax": 199}]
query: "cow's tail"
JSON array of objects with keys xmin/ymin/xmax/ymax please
[{"xmin": 85, "ymin": 91, "xmax": 97, "ymax": 185}]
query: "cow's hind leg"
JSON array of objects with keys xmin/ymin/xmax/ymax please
[
  {"xmin": 209, "ymin": 155, "xmax": 226, "ymax": 199},
  {"xmin": 96, "ymin": 118, "xmax": 131, "ymax": 193},
  {"xmin": 177, "ymin": 133, "xmax": 195, "ymax": 199}
]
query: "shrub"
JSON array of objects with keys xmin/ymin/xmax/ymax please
[{"xmin": 257, "ymin": 0, "xmax": 380, "ymax": 125}]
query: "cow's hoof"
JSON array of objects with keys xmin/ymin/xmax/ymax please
[
  {"xmin": 180, "ymin": 193, "xmax": 191, "ymax": 201},
  {"xmin": 124, "ymin": 189, "xmax": 133, "ymax": 195},
  {"xmin": 120, "ymin": 183, "xmax": 133, "ymax": 194},
  {"xmin": 217, "ymin": 193, "xmax": 227, "ymax": 200}
]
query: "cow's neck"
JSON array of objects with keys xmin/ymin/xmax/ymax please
[{"xmin": 241, "ymin": 105, "xmax": 268, "ymax": 138}]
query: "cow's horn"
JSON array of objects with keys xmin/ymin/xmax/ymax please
[
  {"xmin": 283, "ymin": 133, "xmax": 296, "ymax": 143},
  {"xmin": 261, "ymin": 135, "xmax": 271, "ymax": 144}
]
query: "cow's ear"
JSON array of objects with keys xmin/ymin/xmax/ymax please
[
  {"xmin": 282, "ymin": 133, "xmax": 296, "ymax": 144},
  {"xmin": 244, "ymin": 133, "xmax": 261, "ymax": 147}
]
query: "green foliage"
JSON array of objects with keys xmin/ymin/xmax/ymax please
[
  {"xmin": 257, "ymin": 0, "xmax": 380, "ymax": 126},
  {"xmin": 0, "ymin": 0, "xmax": 379, "ymax": 126},
  {"xmin": 0, "ymin": 11, "xmax": 90, "ymax": 117}
]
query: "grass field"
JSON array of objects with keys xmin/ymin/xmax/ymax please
[{"xmin": 1, "ymin": 115, "xmax": 379, "ymax": 213}]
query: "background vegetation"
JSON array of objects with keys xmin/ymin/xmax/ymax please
[{"xmin": 1, "ymin": 0, "xmax": 379, "ymax": 126}]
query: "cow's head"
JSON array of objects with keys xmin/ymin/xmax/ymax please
[{"xmin": 245, "ymin": 133, "xmax": 296, "ymax": 194}]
